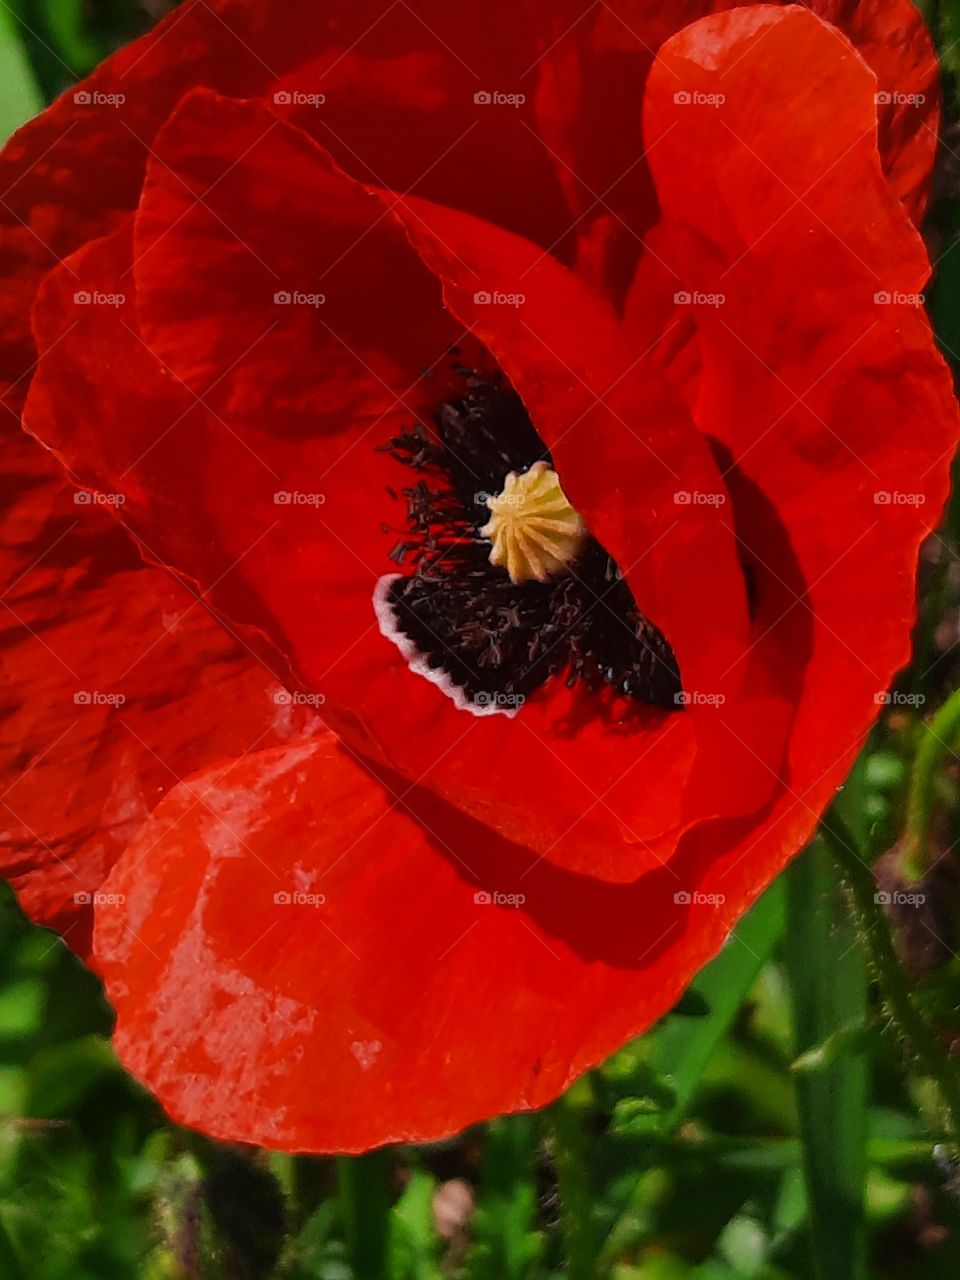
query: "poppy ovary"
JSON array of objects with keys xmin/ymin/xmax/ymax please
[{"xmin": 479, "ymin": 461, "xmax": 586, "ymax": 584}]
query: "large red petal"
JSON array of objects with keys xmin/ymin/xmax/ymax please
[
  {"xmin": 0, "ymin": 430, "xmax": 320, "ymax": 956},
  {"xmin": 643, "ymin": 7, "xmax": 958, "ymax": 834},
  {"xmin": 534, "ymin": 0, "xmax": 938, "ymax": 304},
  {"xmin": 0, "ymin": 0, "xmax": 576, "ymax": 402},
  {"xmin": 25, "ymin": 91, "xmax": 783, "ymax": 881},
  {"xmin": 87, "ymin": 733, "xmax": 790, "ymax": 1152}
]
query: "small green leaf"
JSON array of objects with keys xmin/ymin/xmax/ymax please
[
  {"xmin": 469, "ymin": 1116, "xmax": 543, "ymax": 1280},
  {"xmin": 0, "ymin": 5, "xmax": 42, "ymax": 145},
  {"xmin": 389, "ymin": 1168, "xmax": 441, "ymax": 1280}
]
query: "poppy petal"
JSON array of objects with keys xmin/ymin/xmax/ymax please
[
  {"xmin": 643, "ymin": 6, "xmax": 959, "ymax": 836},
  {"xmin": 87, "ymin": 732, "xmax": 786, "ymax": 1152},
  {"xmin": 0, "ymin": 0, "xmax": 574, "ymax": 402},
  {"xmin": 0, "ymin": 430, "xmax": 321, "ymax": 955},
  {"xmin": 25, "ymin": 91, "xmax": 782, "ymax": 881},
  {"xmin": 534, "ymin": 0, "xmax": 938, "ymax": 304}
]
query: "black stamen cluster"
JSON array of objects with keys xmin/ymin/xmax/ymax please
[{"xmin": 379, "ymin": 369, "xmax": 683, "ymax": 712}]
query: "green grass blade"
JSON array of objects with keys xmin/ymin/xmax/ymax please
[
  {"xmin": 784, "ymin": 842, "xmax": 868, "ymax": 1280},
  {"xmin": 337, "ymin": 1151, "xmax": 392, "ymax": 1279},
  {"xmin": 650, "ymin": 877, "xmax": 787, "ymax": 1131},
  {"xmin": 0, "ymin": 5, "xmax": 42, "ymax": 145}
]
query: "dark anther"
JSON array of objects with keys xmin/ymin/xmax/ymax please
[{"xmin": 379, "ymin": 369, "xmax": 683, "ymax": 711}]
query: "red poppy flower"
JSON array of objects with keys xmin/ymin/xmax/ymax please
[{"xmin": 2, "ymin": 0, "xmax": 956, "ymax": 1151}]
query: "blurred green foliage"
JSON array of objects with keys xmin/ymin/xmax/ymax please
[{"xmin": 4, "ymin": 0, "xmax": 960, "ymax": 1276}]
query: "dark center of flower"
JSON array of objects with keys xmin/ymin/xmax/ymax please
[{"xmin": 375, "ymin": 366, "xmax": 683, "ymax": 716}]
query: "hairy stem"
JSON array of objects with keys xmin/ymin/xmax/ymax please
[
  {"xmin": 821, "ymin": 810, "xmax": 960, "ymax": 1151},
  {"xmin": 902, "ymin": 687, "xmax": 960, "ymax": 880}
]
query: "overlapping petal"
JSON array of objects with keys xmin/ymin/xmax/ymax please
[
  {"xmin": 642, "ymin": 3, "xmax": 957, "ymax": 801},
  {"xmin": 89, "ymin": 732, "xmax": 780, "ymax": 1151},
  {"xmin": 0, "ymin": 431, "xmax": 321, "ymax": 955},
  {"xmin": 24, "ymin": 90, "xmax": 796, "ymax": 881},
  {"xmin": 0, "ymin": 0, "xmax": 579, "ymax": 404},
  {"xmin": 535, "ymin": 0, "xmax": 939, "ymax": 303},
  {"xmin": 0, "ymin": 0, "xmax": 939, "ymax": 414}
]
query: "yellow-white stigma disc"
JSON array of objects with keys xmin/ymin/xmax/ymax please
[{"xmin": 480, "ymin": 461, "xmax": 585, "ymax": 585}]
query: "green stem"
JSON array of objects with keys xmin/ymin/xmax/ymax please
[
  {"xmin": 549, "ymin": 1093, "xmax": 596, "ymax": 1280},
  {"xmin": 337, "ymin": 1152, "xmax": 392, "ymax": 1280},
  {"xmin": 821, "ymin": 810, "xmax": 960, "ymax": 1151},
  {"xmin": 902, "ymin": 687, "xmax": 960, "ymax": 880}
]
